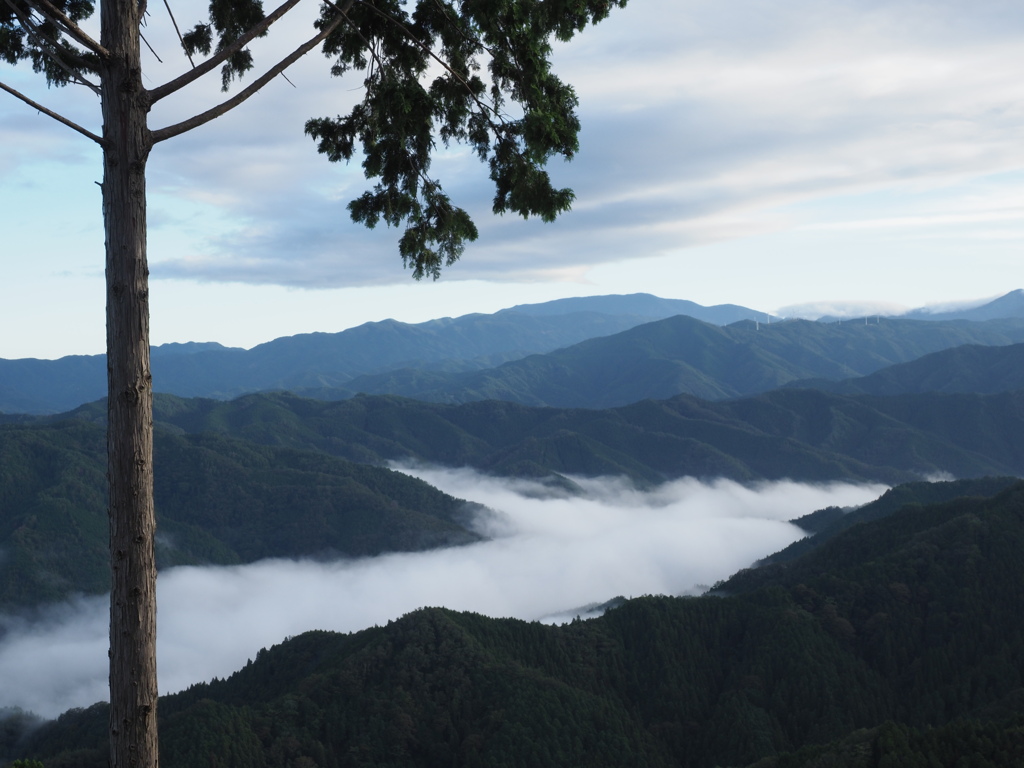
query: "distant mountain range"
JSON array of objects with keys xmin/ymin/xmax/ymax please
[
  {"xmin": 3, "ymin": 290, "xmax": 1024, "ymax": 414},
  {"xmin": 811, "ymin": 288, "xmax": 1024, "ymax": 322},
  {"xmin": 11, "ymin": 479, "xmax": 1024, "ymax": 767},
  {"xmin": 0, "ymin": 294, "xmax": 770, "ymax": 414},
  {"xmin": 4, "ymin": 289, "xmax": 1024, "ymax": 613},
  {"xmin": 5, "ymin": 290, "xmax": 1024, "ymax": 765},
  {"xmin": 790, "ymin": 342, "xmax": 1024, "ymax": 396},
  {"xmin": 902, "ymin": 288, "xmax": 1024, "ymax": 322},
  {"xmin": 328, "ymin": 315, "xmax": 1024, "ymax": 407}
]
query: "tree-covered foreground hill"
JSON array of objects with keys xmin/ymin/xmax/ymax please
[
  {"xmin": 6, "ymin": 480, "xmax": 1024, "ymax": 767},
  {"xmin": 0, "ymin": 420, "xmax": 481, "ymax": 610}
]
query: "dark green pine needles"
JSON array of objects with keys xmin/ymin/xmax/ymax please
[{"xmin": 304, "ymin": 0, "xmax": 625, "ymax": 278}]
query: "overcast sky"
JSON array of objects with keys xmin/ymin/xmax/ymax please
[{"xmin": 3, "ymin": 0, "xmax": 1024, "ymax": 358}]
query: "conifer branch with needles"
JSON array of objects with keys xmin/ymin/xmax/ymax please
[
  {"xmin": 24, "ymin": 0, "xmax": 108, "ymax": 58},
  {"xmin": 4, "ymin": 0, "xmax": 101, "ymax": 93}
]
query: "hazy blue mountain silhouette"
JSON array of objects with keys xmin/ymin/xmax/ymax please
[
  {"xmin": 0, "ymin": 295, "xmax": 764, "ymax": 414},
  {"xmin": 332, "ymin": 315, "xmax": 1024, "ymax": 408},
  {"xmin": 5, "ymin": 293, "xmax": 1024, "ymax": 414},
  {"xmin": 903, "ymin": 288, "xmax": 1024, "ymax": 321},
  {"xmin": 790, "ymin": 341, "xmax": 1024, "ymax": 396}
]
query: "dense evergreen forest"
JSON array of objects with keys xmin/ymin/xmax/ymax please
[
  {"xmin": 143, "ymin": 387, "xmax": 1024, "ymax": 483},
  {"xmin": 5, "ymin": 480, "xmax": 1024, "ymax": 767},
  {"xmin": 0, "ymin": 419, "xmax": 481, "ymax": 609},
  {"xmin": 6, "ymin": 373, "xmax": 1024, "ymax": 609}
]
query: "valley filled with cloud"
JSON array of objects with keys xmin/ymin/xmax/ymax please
[{"xmin": 0, "ymin": 470, "xmax": 885, "ymax": 719}]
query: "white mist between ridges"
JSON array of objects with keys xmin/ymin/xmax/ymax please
[{"xmin": 0, "ymin": 470, "xmax": 887, "ymax": 718}]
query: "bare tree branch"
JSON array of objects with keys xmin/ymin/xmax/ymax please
[
  {"xmin": 5, "ymin": 0, "xmax": 101, "ymax": 94},
  {"xmin": 24, "ymin": 0, "xmax": 109, "ymax": 58},
  {"xmin": 161, "ymin": 0, "xmax": 195, "ymax": 68},
  {"xmin": 0, "ymin": 78, "xmax": 105, "ymax": 144},
  {"xmin": 147, "ymin": 0, "xmax": 303, "ymax": 104},
  {"xmin": 151, "ymin": 13, "xmax": 346, "ymax": 143},
  {"xmin": 141, "ymin": 31, "xmax": 163, "ymax": 62}
]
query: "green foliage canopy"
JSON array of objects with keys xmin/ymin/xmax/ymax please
[{"xmin": 1, "ymin": 0, "xmax": 624, "ymax": 275}]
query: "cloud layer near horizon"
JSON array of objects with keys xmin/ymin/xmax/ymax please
[
  {"xmin": 139, "ymin": 0, "xmax": 1024, "ymax": 289},
  {"xmin": 5, "ymin": 0, "xmax": 1024, "ymax": 360},
  {"xmin": 0, "ymin": 471, "xmax": 886, "ymax": 719},
  {"xmin": 8, "ymin": 0, "xmax": 1023, "ymax": 291}
]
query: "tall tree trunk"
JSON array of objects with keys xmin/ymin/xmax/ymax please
[{"xmin": 100, "ymin": 0, "xmax": 158, "ymax": 762}]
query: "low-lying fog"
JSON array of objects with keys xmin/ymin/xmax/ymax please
[{"xmin": 0, "ymin": 468, "xmax": 887, "ymax": 718}]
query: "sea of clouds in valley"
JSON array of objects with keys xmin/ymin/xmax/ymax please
[{"xmin": 0, "ymin": 469, "xmax": 887, "ymax": 718}]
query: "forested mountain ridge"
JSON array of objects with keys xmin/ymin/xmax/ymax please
[
  {"xmin": 5, "ymin": 297, "xmax": 1024, "ymax": 414},
  {"xmin": 0, "ymin": 419, "xmax": 481, "ymax": 610},
  {"xmin": 11, "ymin": 374, "xmax": 1024, "ymax": 609},
  {"xmin": 790, "ymin": 341, "xmax": 1024, "ymax": 396},
  {"xmin": 0, "ymin": 295, "xmax": 762, "ymax": 414},
  {"xmin": 768, "ymin": 476, "xmax": 1020, "ymax": 567},
  {"xmin": 0, "ymin": 312, "xmax": 645, "ymax": 413},
  {"xmin": 302, "ymin": 315, "xmax": 1024, "ymax": 408},
  {"xmin": 71, "ymin": 386, "xmax": 1024, "ymax": 485},
  {"xmin": 11, "ymin": 481, "xmax": 1024, "ymax": 767}
]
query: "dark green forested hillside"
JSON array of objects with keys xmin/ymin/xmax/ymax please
[
  {"xmin": 8, "ymin": 377, "xmax": 1024, "ymax": 608},
  {"xmin": 774, "ymin": 476, "xmax": 1020, "ymax": 566},
  {"xmin": 0, "ymin": 420, "xmax": 480, "ymax": 609},
  {"xmin": 87, "ymin": 386, "xmax": 1024, "ymax": 485},
  {"xmin": 9, "ymin": 482, "xmax": 1024, "ymax": 767}
]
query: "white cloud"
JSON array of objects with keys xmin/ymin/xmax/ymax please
[
  {"xmin": 778, "ymin": 300, "xmax": 910, "ymax": 320},
  {"xmin": 133, "ymin": 0, "xmax": 1024, "ymax": 290},
  {"xmin": 6, "ymin": 0, "xmax": 1024, "ymax": 356},
  {"xmin": 0, "ymin": 471, "xmax": 886, "ymax": 718}
]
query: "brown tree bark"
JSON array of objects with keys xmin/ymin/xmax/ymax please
[{"xmin": 100, "ymin": 0, "xmax": 158, "ymax": 762}]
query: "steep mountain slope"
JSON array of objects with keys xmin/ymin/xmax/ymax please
[
  {"xmin": 770, "ymin": 476, "xmax": 1020, "ymax": 568},
  {"xmin": 333, "ymin": 315, "xmax": 1024, "ymax": 408},
  {"xmin": 792, "ymin": 342, "xmax": 1024, "ymax": 396},
  {"xmin": 0, "ymin": 420, "xmax": 481, "ymax": 610},
  {"xmin": 14, "ymin": 481, "xmax": 1024, "ymax": 768},
  {"xmin": 72, "ymin": 386, "xmax": 1024, "ymax": 485}
]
